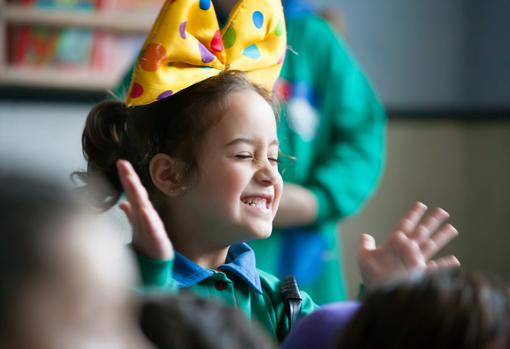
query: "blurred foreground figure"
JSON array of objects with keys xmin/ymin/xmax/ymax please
[
  {"xmin": 338, "ymin": 269, "xmax": 510, "ymax": 349},
  {"xmin": 0, "ymin": 171, "xmax": 152, "ymax": 349},
  {"xmin": 139, "ymin": 293, "xmax": 275, "ymax": 349}
]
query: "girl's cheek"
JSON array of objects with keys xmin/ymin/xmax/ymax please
[{"xmin": 274, "ymin": 177, "xmax": 283, "ymax": 211}]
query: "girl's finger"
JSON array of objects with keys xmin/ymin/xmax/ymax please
[
  {"xmin": 420, "ymin": 224, "xmax": 459, "ymax": 258},
  {"xmin": 426, "ymin": 255, "xmax": 460, "ymax": 271},
  {"xmin": 410, "ymin": 208, "xmax": 449, "ymax": 242},
  {"xmin": 395, "ymin": 202, "xmax": 428, "ymax": 235},
  {"xmin": 140, "ymin": 206, "xmax": 166, "ymax": 239},
  {"xmin": 140, "ymin": 206, "xmax": 173, "ymax": 260},
  {"xmin": 359, "ymin": 233, "xmax": 376, "ymax": 253},
  {"xmin": 119, "ymin": 201, "xmax": 134, "ymax": 226},
  {"xmin": 411, "ymin": 224, "xmax": 430, "ymax": 244},
  {"xmin": 392, "ymin": 232, "xmax": 425, "ymax": 270},
  {"xmin": 117, "ymin": 160, "xmax": 151, "ymax": 211},
  {"xmin": 411, "ymin": 208, "xmax": 449, "ymax": 241}
]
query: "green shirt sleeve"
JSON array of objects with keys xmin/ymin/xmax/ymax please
[
  {"xmin": 300, "ymin": 17, "xmax": 387, "ymax": 223},
  {"xmin": 135, "ymin": 252, "xmax": 177, "ymax": 293},
  {"xmin": 299, "ymin": 289, "xmax": 320, "ymax": 317}
]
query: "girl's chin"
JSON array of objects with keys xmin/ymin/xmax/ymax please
[{"xmin": 248, "ymin": 227, "xmax": 273, "ymax": 240}]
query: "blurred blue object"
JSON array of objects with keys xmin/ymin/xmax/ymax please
[{"xmin": 282, "ymin": 0, "xmax": 316, "ymax": 18}]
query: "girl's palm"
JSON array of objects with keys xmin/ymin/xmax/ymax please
[
  {"xmin": 359, "ymin": 202, "xmax": 459, "ymax": 289},
  {"xmin": 117, "ymin": 160, "xmax": 173, "ymax": 260}
]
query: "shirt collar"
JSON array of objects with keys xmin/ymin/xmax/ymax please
[{"xmin": 173, "ymin": 243, "xmax": 262, "ymax": 294}]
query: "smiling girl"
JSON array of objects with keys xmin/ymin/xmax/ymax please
[{"xmin": 76, "ymin": 0, "xmax": 459, "ymax": 341}]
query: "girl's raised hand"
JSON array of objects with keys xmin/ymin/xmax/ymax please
[
  {"xmin": 117, "ymin": 160, "xmax": 174, "ymax": 260},
  {"xmin": 358, "ymin": 202, "xmax": 460, "ymax": 289}
]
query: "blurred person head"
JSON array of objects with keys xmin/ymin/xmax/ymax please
[
  {"xmin": 337, "ymin": 268, "xmax": 510, "ymax": 349},
  {"xmin": 139, "ymin": 292, "xmax": 275, "ymax": 349},
  {"xmin": 0, "ymin": 171, "xmax": 152, "ymax": 349}
]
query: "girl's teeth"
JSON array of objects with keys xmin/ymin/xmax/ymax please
[{"xmin": 243, "ymin": 198, "xmax": 268, "ymax": 208}]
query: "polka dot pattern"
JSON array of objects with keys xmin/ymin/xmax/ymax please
[
  {"xmin": 130, "ymin": 82, "xmax": 144, "ymax": 99},
  {"xmin": 199, "ymin": 0, "xmax": 210, "ymax": 10},
  {"xmin": 126, "ymin": 0, "xmax": 286, "ymax": 106},
  {"xmin": 158, "ymin": 90, "xmax": 173, "ymax": 100},
  {"xmin": 211, "ymin": 30, "xmax": 224, "ymax": 52},
  {"xmin": 198, "ymin": 42, "xmax": 214, "ymax": 63},
  {"xmin": 252, "ymin": 11, "xmax": 264, "ymax": 28},
  {"xmin": 275, "ymin": 20, "xmax": 284, "ymax": 36},
  {"xmin": 140, "ymin": 43, "xmax": 167, "ymax": 72},
  {"xmin": 222, "ymin": 27, "xmax": 237, "ymax": 49},
  {"xmin": 278, "ymin": 50, "xmax": 286, "ymax": 64},
  {"xmin": 242, "ymin": 44, "xmax": 261, "ymax": 59},
  {"xmin": 179, "ymin": 21, "xmax": 187, "ymax": 39}
]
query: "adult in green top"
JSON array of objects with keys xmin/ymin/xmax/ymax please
[
  {"xmin": 249, "ymin": 1, "xmax": 386, "ymax": 304},
  {"xmin": 113, "ymin": 0, "xmax": 386, "ymax": 305}
]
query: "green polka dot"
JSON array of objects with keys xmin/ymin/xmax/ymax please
[
  {"xmin": 222, "ymin": 27, "xmax": 237, "ymax": 49},
  {"xmin": 275, "ymin": 20, "xmax": 284, "ymax": 36}
]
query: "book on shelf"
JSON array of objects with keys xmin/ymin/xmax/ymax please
[
  {"xmin": 8, "ymin": 0, "xmax": 102, "ymax": 10},
  {"xmin": 3, "ymin": 0, "xmax": 161, "ymax": 87},
  {"xmin": 10, "ymin": 24, "xmax": 102, "ymax": 69},
  {"xmin": 7, "ymin": 0, "xmax": 165, "ymax": 12}
]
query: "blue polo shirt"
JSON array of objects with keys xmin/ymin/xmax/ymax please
[
  {"xmin": 135, "ymin": 242, "xmax": 319, "ymax": 341},
  {"xmin": 173, "ymin": 243, "xmax": 263, "ymax": 293}
]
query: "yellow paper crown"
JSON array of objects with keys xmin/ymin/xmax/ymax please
[{"xmin": 126, "ymin": 0, "xmax": 287, "ymax": 107}]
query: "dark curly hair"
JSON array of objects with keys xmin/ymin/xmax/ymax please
[
  {"xmin": 139, "ymin": 292, "xmax": 275, "ymax": 349},
  {"xmin": 337, "ymin": 269, "xmax": 510, "ymax": 349}
]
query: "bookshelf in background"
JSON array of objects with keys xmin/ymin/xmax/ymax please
[{"xmin": 0, "ymin": 0, "xmax": 163, "ymax": 92}]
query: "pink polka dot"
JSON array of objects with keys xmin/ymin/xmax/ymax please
[
  {"xmin": 211, "ymin": 30, "xmax": 224, "ymax": 52},
  {"xmin": 130, "ymin": 83, "xmax": 144, "ymax": 99},
  {"xmin": 278, "ymin": 50, "xmax": 286, "ymax": 64}
]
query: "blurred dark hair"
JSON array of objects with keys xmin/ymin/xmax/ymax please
[
  {"xmin": 0, "ymin": 171, "xmax": 80, "ymax": 337},
  {"xmin": 75, "ymin": 70, "xmax": 278, "ymax": 211},
  {"xmin": 337, "ymin": 269, "xmax": 510, "ymax": 349},
  {"xmin": 139, "ymin": 292, "xmax": 275, "ymax": 349}
]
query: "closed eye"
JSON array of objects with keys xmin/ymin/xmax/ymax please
[{"xmin": 235, "ymin": 154, "xmax": 253, "ymax": 160}]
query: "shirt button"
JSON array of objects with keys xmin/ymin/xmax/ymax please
[{"xmin": 215, "ymin": 281, "xmax": 227, "ymax": 291}]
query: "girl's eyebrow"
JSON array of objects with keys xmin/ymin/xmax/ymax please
[{"xmin": 224, "ymin": 138, "xmax": 279, "ymax": 147}]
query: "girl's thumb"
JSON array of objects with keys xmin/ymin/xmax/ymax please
[{"xmin": 359, "ymin": 233, "xmax": 376, "ymax": 252}]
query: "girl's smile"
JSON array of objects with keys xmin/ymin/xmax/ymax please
[{"xmin": 241, "ymin": 194, "xmax": 273, "ymax": 212}]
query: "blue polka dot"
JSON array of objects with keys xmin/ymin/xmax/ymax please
[
  {"xmin": 252, "ymin": 11, "xmax": 264, "ymax": 29},
  {"xmin": 242, "ymin": 44, "xmax": 261, "ymax": 59},
  {"xmin": 199, "ymin": 0, "xmax": 211, "ymax": 10}
]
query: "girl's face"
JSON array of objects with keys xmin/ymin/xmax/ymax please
[{"xmin": 174, "ymin": 89, "xmax": 283, "ymax": 246}]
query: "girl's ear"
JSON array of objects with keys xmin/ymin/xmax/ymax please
[{"xmin": 149, "ymin": 153, "xmax": 188, "ymax": 197}]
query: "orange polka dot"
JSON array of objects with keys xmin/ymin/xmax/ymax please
[{"xmin": 140, "ymin": 43, "xmax": 167, "ymax": 72}]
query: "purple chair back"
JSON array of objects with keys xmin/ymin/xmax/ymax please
[{"xmin": 282, "ymin": 301, "xmax": 361, "ymax": 349}]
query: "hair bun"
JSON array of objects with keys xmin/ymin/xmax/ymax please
[{"xmin": 75, "ymin": 100, "xmax": 130, "ymax": 210}]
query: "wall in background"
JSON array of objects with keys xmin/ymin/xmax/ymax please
[
  {"xmin": 0, "ymin": 103, "xmax": 131, "ymax": 240},
  {"xmin": 316, "ymin": 0, "xmax": 510, "ymax": 110}
]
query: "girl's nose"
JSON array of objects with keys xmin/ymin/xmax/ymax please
[{"xmin": 255, "ymin": 160, "xmax": 279, "ymax": 185}]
